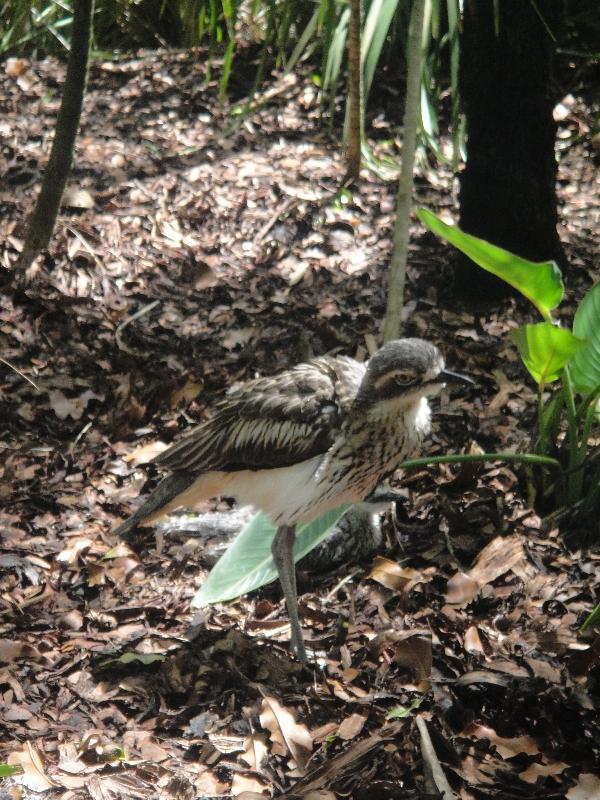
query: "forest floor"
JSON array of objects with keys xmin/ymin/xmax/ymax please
[{"xmin": 1, "ymin": 51, "xmax": 599, "ymax": 800}]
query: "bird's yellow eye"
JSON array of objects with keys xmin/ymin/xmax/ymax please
[{"xmin": 393, "ymin": 371, "xmax": 414, "ymax": 386}]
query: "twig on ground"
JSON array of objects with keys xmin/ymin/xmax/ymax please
[{"xmin": 416, "ymin": 716, "xmax": 458, "ymax": 800}]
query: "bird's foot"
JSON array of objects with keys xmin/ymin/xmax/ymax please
[{"xmin": 290, "ymin": 632, "xmax": 308, "ymax": 663}]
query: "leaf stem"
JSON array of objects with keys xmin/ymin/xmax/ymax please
[
  {"xmin": 398, "ymin": 452, "xmax": 562, "ymax": 470},
  {"xmin": 562, "ymin": 367, "xmax": 582, "ymax": 503}
]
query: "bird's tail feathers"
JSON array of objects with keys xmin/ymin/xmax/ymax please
[{"xmin": 113, "ymin": 472, "xmax": 196, "ymax": 538}]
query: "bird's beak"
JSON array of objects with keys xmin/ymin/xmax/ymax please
[{"xmin": 439, "ymin": 368, "xmax": 474, "ymax": 385}]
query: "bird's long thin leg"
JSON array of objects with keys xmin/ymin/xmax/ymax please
[{"xmin": 271, "ymin": 525, "xmax": 307, "ymax": 662}]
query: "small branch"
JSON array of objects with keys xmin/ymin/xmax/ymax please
[
  {"xmin": 0, "ymin": 357, "xmax": 41, "ymax": 391},
  {"xmin": 115, "ymin": 300, "xmax": 160, "ymax": 355},
  {"xmin": 17, "ymin": 0, "xmax": 94, "ymax": 273},
  {"xmin": 344, "ymin": 0, "xmax": 362, "ymax": 182},
  {"xmin": 382, "ymin": 0, "xmax": 426, "ymax": 341},
  {"xmin": 255, "ymin": 197, "xmax": 299, "ymax": 243},
  {"xmin": 416, "ymin": 716, "xmax": 458, "ymax": 800}
]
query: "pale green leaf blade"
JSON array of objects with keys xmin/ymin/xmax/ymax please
[
  {"xmin": 510, "ymin": 323, "xmax": 586, "ymax": 386},
  {"xmin": 416, "ymin": 208, "xmax": 564, "ymax": 320},
  {"xmin": 285, "ymin": 7, "xmax": 319, "ymax": 74},
  {"xmin": 323, "ymin": 7, "xmax": 349, "ymax": 91},
  {"xmin": 363, "ymin": 0, "xmax": 402, "ymax": 101},
  {"xmin": 191, "ymin": 505, "xmax": 350, "ymax": 607},
  {"xmin": 569, "ymin": 282, "xmax": 600, "ymax": 395}
]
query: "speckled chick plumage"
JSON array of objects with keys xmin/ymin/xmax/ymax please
[{"xmin": 115, "ymin": 338, "xmax": 445, "ymax": 536}]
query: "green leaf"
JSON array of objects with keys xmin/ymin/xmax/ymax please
[
  {"xmin": 386, "ymin": 697, "xmax": 424, "ymax": 719},
  {"xmin": 362, "ymin": 0, "xmax": 402, "ymax": 102},
  {"xmin": 191, "ymin": 505, "xmax": 350, "ymax": 607},
  {"xmin": 510, "ymin": 323, "xmax": 586, "ymax": 386},
  {"xmin": 569, "ymin": 282, "xmax": 600, "ymax": 395},
  {"xmin": 581, "ymin": 601, "xmax": 600, "ymax": 632},
  {"xmin": 323, "ymin": 7, "xmax": 349, "ymax": 92},
  {"xmin": 285, "ymin": 7, "xmax": 319, "ymax": 74},
  {"xmin": 416, "ymin": 209, "xmax": 564, "ymax": 320},
  {"xmin": 0, "ymin": 764, "xmax": 22, "ymax": 778}
]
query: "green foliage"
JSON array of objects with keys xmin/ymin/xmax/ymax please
[
  {"xmin": 0, "ymin": 764, "xmax": 22, "ymax": 778},
  {"xmin": 417, "ymin": 209, "xmax": 564, "ymax": 321},
  {"xmin": 1, "ymin": 1, "xmax": 463, "ymax": 163},
  {"xmin": 581, "ymin": 601, "xmax": 600, "ymax": 632},
  {"xmin": 418, "ymin": 208, "xmax": 600, "ymax": 516},
  {"xmin": 1, "ymin": 1, "xmax": 74, "ymax": 56},
  {"xmin": 192, "ymin": 504, "xmax": 350, "ymax": 606},
  {"xmin": 569, "ymin": 282, "xmax": 600, "ymax": 395},
  {"xmin": 386, "ymin": 696, "xmax": 424, "ymax": 719},
  {"xmin": 510, "ymin": 323, "xmax": 585, "ymax": 387}
]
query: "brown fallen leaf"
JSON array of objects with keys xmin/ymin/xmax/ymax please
[
  {"xmin": 0, "ymin": 639, "xmax": 42, "ymax": 664},
  {"xmin": 370, "ymin": 630, "xmax": 432, "ymax": 683},
  {"xmin": 464, "ymin": 625, "xmax": 485, "ymax": 653},
  {"xmin": 469, "ymin": 535, "xmax": 532, "ymax": 584},
  {"xmin": 566, "ymin": 772, "xmax": 600, "ymax": 800},
  {"xmin": 467, "ymin": 723, "xmax": 540, "ymax": 758},
  {"xmin": 48, "ymin": 388, "xmax": 104, "ymax": 421},
  {"xmin": 259, "ymin": 691, "xmax": 312, "ymax": 773},
  {"xmin": 368, "ymin": 556, "xmax": 433, "ymax": 592},
  {"xmin": 446, "ymin": 535, "xmax": 533, "ymax": 606},
  {"xmin": 337, "ymin": 713, "xmax": 366, "ymax": 741},
  {"xmin": 8, "ymin": 742, "xmax": 56, "ymax": 792},
  {"xmin": 280, "ymin": 728, "xmax": 399, "ymax": 797},
  {"xmin": 170, "ymin": 379, "xmax": 203, "ymax": 408},
  {"xmin": 5, "ymin": 57, "xmax": 29, "ymax": 77},
  {"xmin": 519, "ymin": 760, "xmax": 568, "ymax": 783},
  {"xmin": 231, "ymin": 733, "xmax": 269, "ymax": 796},
  {"xmin": 122, "ymin": 440, "xmax": 169, "ymax": 464},
  {"xmin": 61, "ymin": 186, "xmax": 95, "ymax": 209}
]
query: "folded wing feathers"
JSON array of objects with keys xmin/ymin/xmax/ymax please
[{"xmin": 154, "ymin": 356, "xmax": 366, "ymax": 474}]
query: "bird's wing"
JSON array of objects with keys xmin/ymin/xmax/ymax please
[{"xmin": 154, "ymin": 355, "xmax": 365, "ymax": 473}]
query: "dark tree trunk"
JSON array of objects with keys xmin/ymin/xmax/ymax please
[
  {"xmin": 17, "ymin": 0, "xmax": 94, "ymax": 276},
  {"xmin": 456, "ymin": 0, "xmax": 563, "ymax": 301}
]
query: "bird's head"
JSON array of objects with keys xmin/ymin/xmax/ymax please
[{"xmin": 356, "ymin": 338, "xmax": 470, "ymax": 410}]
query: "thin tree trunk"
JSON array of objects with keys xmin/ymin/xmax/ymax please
[
  {"xmin": 345, "ymin": 0, "xmax": 362, "ymax": 183},
  {"xmin": 17, "ymin": 0, "xmax": 94, "ymax": 276},
  {"xmin": 382, "ymin": 0, "xmax": 425, "ymax": 342}
]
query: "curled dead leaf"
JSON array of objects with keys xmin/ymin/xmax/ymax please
[
  {"xmin": 48, "ymin": 389, "xmax": 104, "ymax": 421},
  {"xmin": 259, "ymin": 692, "xmax": 312, "ymax": 773},
  {"xmin": 566, "ymin": 772, "xmax": 600, "ymax": 799},
  {"xmin": 368, "ymin": 556, "xmax": 432, "ymax": 592},
  {"xmin": 467, "ymin": 723, "xmax": 539, "ymax": 758},
  {"xmin": 370, "ymin": 631, "xmax": 432, "ymax": 682},
  {"xmin": 8, "ymin": 742, "xmax": 56, "ymax": 791},
  {"xmin": 0, "ymin": 638, "xmax": 42, "ymax": 664}
]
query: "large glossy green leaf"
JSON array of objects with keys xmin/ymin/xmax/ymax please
[
  {"xmin": 510, "ymin": 323, "xmax": 586, "ymax": 386},
  {"xmin": 569, "ymin": 282, "xmax": 600, "ymax": 396},
  {"xmin": 191, "ymin": 504, "xmax": 350, "ymax": 607},
  {"xmin": 417, "ymin": 209, "xmax": 564, "ymax": 320}
]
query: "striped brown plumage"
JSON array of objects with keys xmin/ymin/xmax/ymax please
[{"xmin": 114, "ymin": 338, "xmax": 467, "ymax": 661}]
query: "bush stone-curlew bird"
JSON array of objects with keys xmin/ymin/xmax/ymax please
[{"xmin": 115, "ymin": 338, "xmax": 469, "ymax": 661}]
